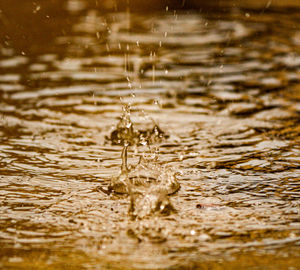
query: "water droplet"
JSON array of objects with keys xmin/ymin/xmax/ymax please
[
  {"xmin": 33, "ymin": 5, "xmax": 41, "ymax": 13},
  {"xmin": 141, "ymin": 140, "xmax": 147, "ymax": 146}
]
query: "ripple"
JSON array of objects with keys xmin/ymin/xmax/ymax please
[
  {"xmin": 1, "ymin": 4, "xmax": 300, "ymax": 269},
  {"xmin": 0, "ymin": 56, "xmax": 28, "ymax": 68}
]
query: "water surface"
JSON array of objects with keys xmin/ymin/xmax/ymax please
[{"xmin": 0, "ymin": 1, "xmax": 300, "ymax": 269}]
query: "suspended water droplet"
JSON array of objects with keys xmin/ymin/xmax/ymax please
[
  {"xmin": 141, "ymin": 140, "xmax": 147, "ymax": 146},
  {"xmin": 33, "ymin": 5, "xmax": 41, "ymax": 13},
  {"xmin": 266, "ymin": 0, "xmax": 272, "ymax": 8}
]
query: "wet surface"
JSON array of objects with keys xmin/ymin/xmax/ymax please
[{"xmin": 0, "ymin": 1, "xmax": 300, "ymax": 269}]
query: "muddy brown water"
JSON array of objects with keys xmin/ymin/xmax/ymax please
[{"xmin": 0, "ymin": 1, "xmax": 300, "ymax": 269}]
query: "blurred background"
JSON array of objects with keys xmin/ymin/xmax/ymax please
[{"xmin": 1, "ymin": 0, "xmax": 300, "ymax": 54}]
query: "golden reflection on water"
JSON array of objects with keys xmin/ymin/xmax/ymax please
[{"xmin": 0, "ymin": 0, "xmax": 300, "ymax": 269}]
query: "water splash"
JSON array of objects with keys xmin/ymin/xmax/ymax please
[
  {"xmin": 109, "ymin": 104, "xmax": 135, "ymax": 145},
  {"xmin": 107, "ymin": 143, "xmax": 179, "ymax": 219},
  {"xmin": 108, "ymin": 105, "xmax": 168, "ymax": 145},
  {"xmin": 102, "ymin": 106, "xmax": 180, "ymax": 219}
]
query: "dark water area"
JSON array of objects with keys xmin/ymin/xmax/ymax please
[{"xmin": 0, "ymin": 0, "xmax": 300, "ymax": 269}]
